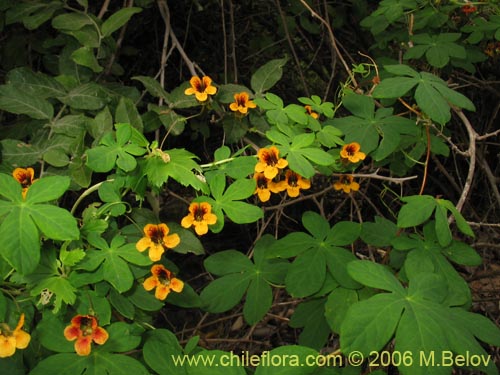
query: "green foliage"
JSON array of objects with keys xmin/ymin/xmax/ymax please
[{"xmin": 0, "ymin": 1, "xmax": 497, "ymax": 374}]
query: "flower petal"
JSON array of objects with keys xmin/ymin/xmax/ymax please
[
  {"xmin": 203, "ymin": 213, "xmax": 217, "ymax": 225},
  {"xmin": 92, "ymin": 327, "xmax": 109, "ymax": 345},
  {"xmin": 181, "ymin": 215, "xmax": 194, "ymax": 229},
  {"xmin": 155, "ymin": 285, "xmax": 170, "ymax": 300},
  {"xmin": 64, "ymin": 325, "xmax": 81, "ymax": 341},
  {"xmin": 170, "ymin": 278, "xmax": 184, "ymax": 293},
  {"xmin": 194, "ymin": 222, "xmax": 209, "ymax": 236},
  {"xmin": 14, "ymin": 330, "xmax": 31, "ymax": 349},
  {"xmin": 136, "ymin": 237, "xmax": 152, "ymax": 252},
  {"xmin": 0, "ymin": 335, "xmax": 16, "ymax": 358},
  {"xmin": 75, "ymin": 337, "xmax": 92, "ymax": 356},
  {"xmin": 164, "ymin": 233, "xmax": 180, "ymax": 249},
  {"xmin": 148, "ymin": 243, "xmax": 164, "ymax": 261},
  {"xmin": 143, "ymin": 275, "xmax": 158, "ymax": 291}
]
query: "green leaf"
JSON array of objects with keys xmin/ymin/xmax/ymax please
[
  {"xmin": 328, "ymin": 221, "xmax": 361, "ymax": 246},
  {"xmin": 347, "ymin": 260, "xmax": 405, "ymax": 295},
  {"xmin": 434, "ymin": 204, "xmax": 452, "ymax": 247},
  {"xmin": 222, "ymin": 201, "xmax": 263, "ymax": 224},
  {"xmin": 414, "ymin": 80, "xmax": 451, "ymax": 125},
  {"xmin": 397, "ymin": 195, "xmax": 436, "ymax": 228},
  {"xmin": 25, "ymin": 175, "xmax": 70, "ymax": 204},
  {"xmin": 143, "ymin": 329, "xmax": 186, "ymax": 375},
  {"xmin": 28, "ymin": 205, "xmax": 80, "ymax": 240},
  {"xmin": 103, "ymin": 322, "xmax": 142, "ymax": 352},
  {"xmin": 0, "ymin": 207, "xmax": 40, "ymax": 274},
  {"xmin": 71, "ymin": 46, "xmax": 102, "ymax": 73},
  {"xmin": 0, "ymin": 84, "xmax": 53, "ymax": 119},
  {"xmin": 361, "ymin": 217, "xmax": 398, "ymax": 247},
  {"xmin": 200, "ymin": 273, "xmax": 251, "ymax": 313},
  {"xmin": 372, "ymin": 77, "xmax": 418, "ymax": 98},
  {"xmin": 103, "ymin": 253, "xmax": 134, "ymax": 292},
  {"xmin": 58, "ymin": 83, "xmax": 107, "ymax": 110},
  {"xmin": 325, "ymin": 287, "xmax": 358, "ymax": 333},
  {"xmin": 204, "ymin": 250, "xmax": 253, "ymax": 276},
  {"xmin": 286, "ymin": 250, "xmax": 326, "ymax": 297},
  {"xmin": 441, "ymin": 241, "xmax": 482, "ymax": 267},
  {"xmin": 0, "ymin": 173, "xmax": 23, "ymax": 202},
  {"xmin": 340, "ymin": 293, "xmax": 405, "ymax": 355},
  {"xmin": 6, "ymin": 67, "xmax": 66, "ymax": 99},
  {"xmin": 145, "ymin": 149, "xmax": 206, "ymax": 191},
  {"xmin": 342, "ymin": 92, "xmax": 374, "ymax": 119},
  {"xmin": 101, "ymin": 7, "xmax": 142, "ymax": 37},
  {"xmin": 51, "ymin": 12, "xmax": 92, "ymax": 31},
  {"xmin": 132, "ymin": 75, "xmax": 170, "ymax": 101},
  {"xmin": 243, "ymin": 277, "xmax": 272, "ymax": 325},
  {"xmin": 289, "ymin": 298, "xmax": 331, "ymax": 350},
  {"xmin": 251, "ymin": 57, "xmax": 288, "ymax": 94}
]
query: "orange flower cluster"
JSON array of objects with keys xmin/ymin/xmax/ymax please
[{"xmin": 253, "ymin": 146, "xmax": 310, "ymax": 202}]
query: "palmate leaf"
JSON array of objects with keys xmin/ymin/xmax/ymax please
[
  {"xmin": 289, "ymin": 298, "xmax": 331, "ymax": 350},
  {"xmin": 144, "ymin": 148, "xmax": 207, "ymax": 192},
  {"xmin": 268, "ymin": 211, "xmax": 360, "ymax": 297},
  {"xmin": 201, "ymin": 236, "xmax": 288, "ymax": 324},
  {"xmin": 0, "ymin": 174, "xmax": 79, "ymax": 274},
  {"xmin": 373, "ymin": 65, "xmax": 475, "ymax": 125},
  {"xmin": 342, "ymin": 263, "xmax": 500, "ymax": 375}
]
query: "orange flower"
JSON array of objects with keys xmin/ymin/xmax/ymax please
[
  {"xmin": 275, "ymin": 170, "xmax": 311, "ymax": 198},
  {"xmin": 143, "ymin": 264, "xmax": 184, "ymax": 300},
  {"xmin": 461, "ymin": 4, "xmax": 477, "ymax": 14},
  {"xmin": 63, "ymin": 315, "xmax": 108, "ymax": 356},
  {"xmin": 229, "ymin": 92, "xmax": 257, "ymax": 115},
  {"xmin": 181, "ymin": 202, "xmax": 217, "ymax": 235},
  {"xmin": 254, "ymin": 146, "xmax": 288, "ymax": 180},
  {"xmin": 12, "ymin": 167, "xmax": 37, "ymax": 199},
  {"xmin": 304, "ymin": 105, "xmax": 319, "ymax": 119},
  {"xmin": 0, "ymin": 314, "xmax": 31, "ymax": 358},
  {"xmin": 333, "ymin": 175, "xmax": 360, "ymax": 194},
  {"xmin": 253, "ymin": 172, "xmax": 280, "ymax": 202},
  {"xmin": 340, "ymin": 142, "xmax": 366, "ymax": 163},
  {"xmin": 184, "ymin": 76, "xmax": 217, "ymax": 102},
  {"xmin": 136, "ymin": 224, "xmax": 180, "ymax": 262}
]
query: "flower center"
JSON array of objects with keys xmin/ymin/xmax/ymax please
[
  {"xmin": 264, "ymin": 151, "xmax": 278, "ymax": 166},
  {"xmin": 288, "ymin": 173, "xmax": 298, "ymax": 187},
  {"xmin": 193, "ymin": 204, "xmax": 207, "ymax": 222},
  {"xmin": 256, "ymin": 175, "xmax": 268, "ymax": 189},
  {"xmin": 18, "ymin": 173, "xmax": 31, "ymax": 188},
  {"xmin": 150, "ymin": 226, "xmax": 164, "ymax": 245},
  {"xmin": 158, "ymin": 269, "xmax": 171, "ymax": 286},
  {"xmin": 345, "ymin": 145, "xmax": 356, "ymax": 156},
  {"xmin": 236, "ymin": 95, "xmax": 246, "ymax": 107},
  {"xmin": 79, "ymin": 317, "xmax": 94, "ymax": 336},
  {"xmin": 195, "ymin": 80, "xmax": 206, "ymax": 93}
]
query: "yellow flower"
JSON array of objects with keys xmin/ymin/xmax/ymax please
[
  {"xmin": 253, "ymin": 172, "xmax": 280, "ymax": 202},
  {"xmin": 184, "ymin": 76, "xmax": 217, "ymax": 102},
  {"xmin": 275, "ymin": 170, "xmax": 311, "ymax": 198},
  {"xmin": 340, "ymin": 142, "xmax": 366, "ymax": 163},
  {"xmin": 333, "ymin": 175, "xmax": 360, "ymax": 194},
  {"xmin": 304, "ymin": 105, "xmax": 319, "ymax": 119},
  {"xmin": 12, "ymin": 167, "xmax": 37, "ymax": 199},
  {"xmin": 229, "ymin": 92, "xmax": 257, "ymax": 115},
  {"xmin": 143, "ymin": 264, "xmax": 184, "ymax": 301},
  {"xmin": 136, "ymin": 223, "xmax": 180, "ymax": 262},
  {"xmin": 181, "ymin": 202, "xmax": 217, "ymax": 236},
  {"xmin": 64, "ymin": 315, "xmax": 108, "ymax": 357},
  {"xmin": 254, "ymin": 146, "xmax": 288, "ymax": 180},
  {"xmin": 0, "ymin": 314, "xmax": 31, "ymax": 358}
]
